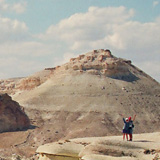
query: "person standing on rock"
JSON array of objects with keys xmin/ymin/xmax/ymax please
[
  {"xmin": 128, "ymin": 115, "xmax": 136, "ymax": 141},
  {"xmin": 119, "ymin": 114, "xmax": 130, "ymax": 141}
]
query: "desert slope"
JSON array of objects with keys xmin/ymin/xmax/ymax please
[
  {"xmin": 11, "ymin": 49, "xmax": 160, "ymax": 137},
  {"xmin": 0, "ymin": 49, "xmax": 159, "ymax": 159}
]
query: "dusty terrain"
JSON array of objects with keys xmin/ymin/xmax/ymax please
[{"xmin": 0, "ymin": 49, "xmax": 159, "ymax": 159}]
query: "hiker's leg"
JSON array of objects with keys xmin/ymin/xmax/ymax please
[
  {"xmin": 126, "ymin": 134, "xmax": 128, "ymax": 141},
  {"xmin": 123, "ymin": 133, "xmax": 125, "ymax": 140},
  {"xmin": 129, "ymin": 134, "xmax": 132, "ymax": 141}
]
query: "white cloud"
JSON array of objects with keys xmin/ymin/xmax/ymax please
[
  {"xmin": 0, "ymin": 57, "xmax": 45, "ymax": 78},
  {"xmin": 0, "ymin": 41, "xmax": 60, "ymax": 57},
  {"xmin": 135, "ymin": 61, "xmax": 160, "ymax": 82},
  {"xmin": 53, "ymin": 52, "xmax": 77, "ymax": 66},
  {"xmin": 12, "ymin": 2, "xmax": 27, "ymax": 14},
  {"xmin": 109, "ymin": 21, "xmax": 160, "ymax": 53},
  {"xmin": 0, "ymin": 0, "xmax": 8, "ymax": 10},
  {"xmin": 0, "ymin": 16, "xmax": 29, "ymax": 44},
  {"xmin": 0, "ymin": 6, "xmax": 159, "ymax": 82},
  {"xmin": 43, "ymin": 6, "xmax": 134, "ymax": 42},
  {"xmin": 0, "ymin": 0, "xmax": 26, "ymax": 14},
  {"xmin": 153, "ymin": 1, "xmax": 159, "ymax": 7},
  {"xmin": 38, "ymin": 6, "xmax": 160, "ymax": 81},
  {"xmin": 40, "ymin": 6, "xmax": 160, "ymax": 55}
]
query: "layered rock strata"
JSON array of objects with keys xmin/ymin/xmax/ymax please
[
  {"xmin": 0, "ymin": 70, "xmax": 51, "ymax": 94},
  {"xmin": 61, "ymin": 49, "xmax": 135, "ymax": 81}
]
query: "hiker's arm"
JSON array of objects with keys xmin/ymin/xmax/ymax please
[
  {"xmin": 119, "ymin": 114, "xmax": 125, "ymax": 122},
  {"xmin": 132, "ymin": 115, "xmax": 136, "ymax": 121},
  {"xmin": 119, "ymin": 113, "xmax": 124, "ymax": 117}
]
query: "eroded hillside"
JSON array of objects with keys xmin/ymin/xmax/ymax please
[{"xmin": 0, "ymin": 49, "xmax": 159, "ymax": 159}]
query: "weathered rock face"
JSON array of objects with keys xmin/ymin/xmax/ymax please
[
  {"xmin": 0, "ymin": 93, "xmax": 30, "ymax": 133},
  {"xmin": 0, "ymin": 70, "xmax": 51, "ymax": 94},
  {"xmin": 62, "ymin": 49, "xmax": 134, "ymax": 81},
  {"xmin": 0, "ymin": 78, "xmax": 19, "ymax": 95},
  {"xmin": 36, "ymin": 132, "xmax": 160, "ymax": 160},
  {"xmin": 16, "ymin": 77, "xmax": 41, "ymax": 90},
  {"xmin": 15, "ymin": 70, "xmax": 51, "ymax": 91}
]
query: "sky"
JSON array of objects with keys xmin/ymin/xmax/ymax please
[{"xmin": 0, "ymin": 0, "xmax": 160, "ymax": 82}]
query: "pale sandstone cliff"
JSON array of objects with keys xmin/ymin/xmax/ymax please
[
  {"xmin": 63, "ymin": 49, "xmax": 133, "ymax": 80},
  {"xmin": 0, "ymin": 69, "xmax": 51, "ymax": 94},
  {"xmin": 36, "ymin": 132, "xmax": 160, "ymax": 160}
]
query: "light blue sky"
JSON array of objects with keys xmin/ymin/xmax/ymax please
[
  {"xmin": 0, "ymin": 0, "xmax": 160, "ymax": 82},
  {"xmin": 4, "ymin": 0, "xmax": 160, "ymax": 33}
]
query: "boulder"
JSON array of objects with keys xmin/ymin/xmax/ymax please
[{"xmin": 0, "ymin": 93, "xmax": 30, "ymax": 133}]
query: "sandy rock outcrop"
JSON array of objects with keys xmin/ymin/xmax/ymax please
[
  {"xmin": 62, "ymin": 49, "xmax": 134, "ymax": 81},
  {"xmin": 37, "ymin": 141, "xmax": 84, "ymax": 160},
  {"xmin": 15, "ymin": 70, "xmax": 51, "ymax": 91},
  {"xmin": 16, "ymin": 77, "xmax": 41, "ymax": 90},
  {"xmin": 0, "ymin": 70, "xmax": 51, "ymax": 94},
  {"xmin": 36, "ymin": 132, "xmax": 160, "ymax": 160},
  {"xmin": 0, "ymin": 93, "xmax": 30, "ymax": 133},
  {"xmin": 0, "ymin": 78, "xmax": 19, "ymax": 95}
]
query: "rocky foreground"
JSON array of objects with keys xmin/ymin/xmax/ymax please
[
  {"xmin": 36, "ymin": 132, "xmax": 160, "ymax": 160},
  {"xmin": 0, "ymin": 49, "xmax": 159, "ymax": 159}
]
